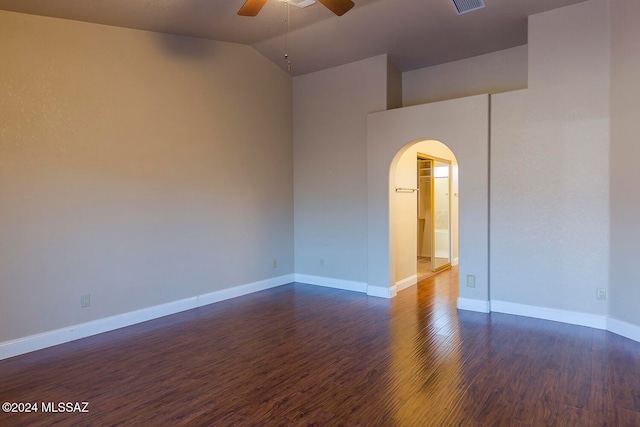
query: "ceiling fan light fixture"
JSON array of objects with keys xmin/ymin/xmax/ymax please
[
  {"xmin": 239, "ymin": 0, "xmax": 352, "ymax": 17},
  {"xmin": 450, "ymin": 0, "xmax": 485, "ymax": 15},
  {"xmin": 286, "ymin": 0, "xmax": 317, "ymax": 8}
]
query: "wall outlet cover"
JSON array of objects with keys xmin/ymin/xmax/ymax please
[
  {"xmin": 467, "ymin": 275, "xmax": 476, "ymax": 288},
  {"xmin": 81, "ymin": 294, "xmax": 91, "ymax": 307}
]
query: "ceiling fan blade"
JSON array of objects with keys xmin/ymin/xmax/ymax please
[
  {"xmin": 317, "ymin": 0, "xmax": 354, "ymax": 16},
  {"xmin": 238, "ymin": 0, "xmax": 268, "ymax": 16}
]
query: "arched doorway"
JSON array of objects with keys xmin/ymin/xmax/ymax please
[
  {"xmin": 365, "ymin": 94, "xmax": 490, "ymax": 313},
  {"xmin": 392, "ymin": 140, "xmax": 459, "ymax": 292}
]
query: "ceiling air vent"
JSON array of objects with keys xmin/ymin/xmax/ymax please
[
  {"xmin": 288, "ymin": 0, "xmax": 317, "ymax": 8},
  {"xmin": 451, "ymin": 0, "xmax": 485, "ymax": 15}
]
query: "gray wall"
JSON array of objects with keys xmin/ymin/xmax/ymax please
[
  {"xmin": 402, "ymin": 45, "xmax": 528, "ymax": 107},
  {"xmin": 0, "ymin": 11, "xmax": 294, "ymax": 343},
  {"xmin": 293, "ymin": 55, "xmax": 390, "ymax": 286},
  {"xmin": 610, "ymin": 0, "xmax": 640, "ymax": 328},
  {"xmin": 490, "ymin": 0, "xmax": 610, "ymax": 317},
  {"xmin": 399, "ymin": 0, "xmax": 613, "ymax": 321}
]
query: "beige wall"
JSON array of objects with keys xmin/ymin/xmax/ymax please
[
  {"xmin": 610, "ymin": 0, "xmax": 640, "ymax": 328},
  {"xmin": 490, "ymin": 0, "xmax": 610, "ymax": 315},
  {"xmin": 293, "ymin": 55, "xmax": 390, "ymax": 286},
  {"xmin": 0, "ymin": 11, "xmax": 293, "ymax": 342},
  {"xmin": 402, "ymin": 46, "xmax": 528, "ymax": 107}
]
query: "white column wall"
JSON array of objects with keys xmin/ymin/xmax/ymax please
[{"xmin": 368, "ymin": 95, "xmax": 489, "ymax": 303}]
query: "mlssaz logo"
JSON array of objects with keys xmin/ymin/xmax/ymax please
[{"xmin": 41, "ymin": 402, "xmax": 89, "ymax": 413}]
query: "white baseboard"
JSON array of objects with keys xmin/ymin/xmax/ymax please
[
  {"xmin": 490, "ymin": 300, "xmax": 607, "ymax": 330},
  {"xmin": 294, "ymin": 274, "xmax": 368, "ymax": 294},
  {"xmin": 294, "ymin": 274, "xmax": 396, "ymax": 298},
  {"xmin": 607, "ymin": 317, "xmax": 640, "ymax": 343},
  {"xmin": 5, "ymin": 275, "xmax": 639, "ymax": 360},
  {"xmin": 197, "ymin": 274, "xmax": 295, "ymax": 306},
  {"xmin": 0, "ymin": 274, "xmax": 295, "ymax": 361},
  {"xmin": 452, "ymin": 257, "xmax": 459, "ymax": 266},
  {"xmin": 396, "ymin": 274, "xmax": 417, "ymax": 292},
  {"xmin": 459, "ymin": 298, "xmax": 640, "ymax": 343},
  {"xmin": 456, "ymin": 297, "xmax": 491, "ymax": 313},
  {"xmin": 367, "ymin": 284, "xmax": 397, "ymax": 299}
]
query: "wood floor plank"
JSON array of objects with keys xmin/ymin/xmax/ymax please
[{"xmin": 2, "ymin": 267, "xmax": 640, "ymax": 425}]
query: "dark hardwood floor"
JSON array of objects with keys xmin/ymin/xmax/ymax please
[{"xmin": 2, "ymin": 268, "xmax": 640, "ymax": 426}]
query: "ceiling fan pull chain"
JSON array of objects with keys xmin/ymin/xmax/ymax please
[{"xmin": 285, "ymin": 0, "xmax": 292, "ymax": 72}]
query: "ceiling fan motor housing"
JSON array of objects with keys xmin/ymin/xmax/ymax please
[{"xmin": 288, "ymin": 0, "xmax": 317, "ymax": 8}]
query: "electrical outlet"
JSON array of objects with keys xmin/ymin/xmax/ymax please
[
  {"xmin": 320, "ymin": 259, "xmax": 324, "ymax": 268},
  {"xmin": 81, "ymin": 294, "xmax": 91, "ymax": 308},
  {"xmin": 596, "ymin": 288, "xmax": 606, "ymax": 301},
  {"xmin": 272, "ymin": 259, "xmax": 277, "ymax": 268},
  {"xmin": 466, "ymin": 275, "xmax": 476, "ymax": 288}
]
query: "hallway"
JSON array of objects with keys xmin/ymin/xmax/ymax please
[{"xmin": 416, "ymin": 256, "xmax": 451, "ymax": 282}]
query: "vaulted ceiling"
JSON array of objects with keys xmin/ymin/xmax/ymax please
[{"xmin": 0, "ymin": 0, "xmax": 590, "ymax": 75}]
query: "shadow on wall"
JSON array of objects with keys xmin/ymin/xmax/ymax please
[
  {"xmin": 151, "ymin": 0, "xmax": 224, "ymax": 58},
  {"xmin": 155, "ymin": 32, "xmax": 211, "ymax": 57}
]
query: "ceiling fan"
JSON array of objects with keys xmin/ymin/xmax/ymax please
[{"xmin": 238, "ymin": 0, "xmax": 355, "ymax": 17}]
